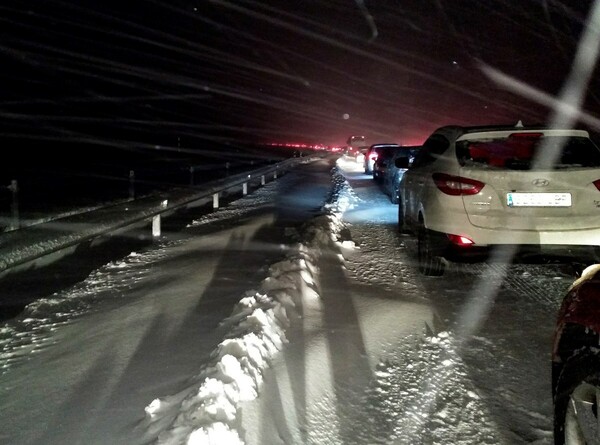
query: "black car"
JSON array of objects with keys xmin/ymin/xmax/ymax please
[
  {"xmin": 383, "ymin": 146, "xmax": 420, "ymax": 203},
  {"xmin": 364, "ymin": 143, "xmax": 400, "ymax": 175}
]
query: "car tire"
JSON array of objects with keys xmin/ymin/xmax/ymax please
[
  {"xmin": 554, "ymin": 352, "xmax": 600, "ymax": 445},
  {"xmin": 417, "ymin": 226, "xmax": 445, "ymax": 276}
]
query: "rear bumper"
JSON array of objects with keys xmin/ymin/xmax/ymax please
[
  {"xmin": 425, "ymin": 210, "xmax": 600, "ymax": 246},
  {"xmin": 422, "ymin": 193, "xmax": 600, "ymax": 247},
  {"xmin": 425, "ymin": 229, "xmax": 600, "ymax": 263}
]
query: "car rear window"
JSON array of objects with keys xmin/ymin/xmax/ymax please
[
  {"xmin": 379, "ymin": 147, "xmax": 396, "ymax": 158},
  {"xmin": 456, "ymin": 135, "xmax": 600, "ymax": 170}
]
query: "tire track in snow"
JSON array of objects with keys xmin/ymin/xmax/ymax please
[{"xmin": 331, "ymin": 164, "xmax": 503, "ymax": 444}]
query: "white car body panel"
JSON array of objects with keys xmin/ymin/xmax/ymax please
[{"xmin": 400, "ymin": 126, "xmax": 600, "ymax": 248}]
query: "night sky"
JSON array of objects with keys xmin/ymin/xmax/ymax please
[{"xmin": 1, "ymin": 0, "xmax": 599, "ymax": 153}]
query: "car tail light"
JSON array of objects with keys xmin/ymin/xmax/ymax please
[
  {"xmin": 593, "ymin": 179, "xmax": 600, "ymax": 191},
  {"xmin": 432, "ymin": 173, "xmax": 484, "ymax": 196},
  {"xmin": 447, "ymin": 234, "xmax": 475, "ymax": 246}
]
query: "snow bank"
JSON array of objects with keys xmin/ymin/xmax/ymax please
[{"xmin": 143, "ymin": 250, "xmax": 317, "ymax": 444}]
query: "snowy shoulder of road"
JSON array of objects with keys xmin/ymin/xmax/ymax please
[{"xmin": 138, "ymin": 162, "xmax": 357, "ymax": 444}]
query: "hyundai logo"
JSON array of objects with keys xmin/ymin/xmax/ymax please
[{"xmin": 532, "ymin": 178, "xmax": 549, "ymax": 187}]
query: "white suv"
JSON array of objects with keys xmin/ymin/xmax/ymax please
[{"xmin": 397, "ymin": 124, "xmax": 600, "ymax": 275}]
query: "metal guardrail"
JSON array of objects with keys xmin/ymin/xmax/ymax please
[
  {"xmin": 0, "ymin": 156, "xmax": 316, "ymax": 277},
  {"xmin": 143, "ymin": 157, "xmax": 301, "ymax": 236}
]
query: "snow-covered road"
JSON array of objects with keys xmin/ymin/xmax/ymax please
[
  {"xmin": 0, "ymin": 156, "xmax": 578, "ymax": 445},
  {"xmin": 240, "ymin": 157, "xmax": 576, "ymax": 445}
]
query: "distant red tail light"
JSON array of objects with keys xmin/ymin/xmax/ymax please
[
  {"xmin": 432, "ymin": 173, "xmax": 484, "ymax": 196},
  {"xmin": 447, "ymin": 234, "xmax": 475, "ymax": 246}
]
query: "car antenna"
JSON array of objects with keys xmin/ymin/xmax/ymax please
[{"xmin": 515, "ymin": 120, "xmax": 524, "ymax": 128}]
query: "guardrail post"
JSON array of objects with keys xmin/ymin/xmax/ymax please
[
  {"xmin": 8, "ymin": 180, "xmax": 19, "ymax": 230},
  {"xmin": 242, "ymin": 182, "xmax": 248, "ymax": 195},
  {"xmin": 129, "ymin": 170, "xmax": 135, "ymax": 200},
  {"xmin": 152, "ymin": 215, "xmax": 161, "ymax": 237},
  {"xmin": 189, "ymin": 166, "xmax": 195, "ymax": 186},
  {"xmin": 261, "ymin": 175, "xmax": 265, "ymax": 185},
  {"xmin": 225, "ymin": 162, "xmax": 230, "ymax": 177},
  {"xmin": 213, "ymin": 192, "xmax": 219, "ymax": 209},
  {"xmin": 274, "ymin": 170, "xmax": 278, "ymax": 179},
  {"xmin": 152, "ymin": 200, "xmax": 168, "ymax": 238}
]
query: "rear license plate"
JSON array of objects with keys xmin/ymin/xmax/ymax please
[{"xmin": 506, "ymin": 192, "xmax": 571, "ymax": 207}]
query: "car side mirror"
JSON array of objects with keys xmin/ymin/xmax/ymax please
[{"xmin": 395, "ymin": 157, "xmax": 410, "ymax": 169}]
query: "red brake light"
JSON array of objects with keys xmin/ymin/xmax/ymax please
[
  {"xmin": 447, "ymin": 234, "xmax": 475, "ymax": 246},
  {"xmin": 593, "ymin": 179, "xmax": 600, "ymax": 191},
  {"xmin": 508, "ymin": 132, "xmax": 543, "ymax": 139},
  {"xmin": 432, "ymin": 173, "xmax": 484, "ymax": 196}
]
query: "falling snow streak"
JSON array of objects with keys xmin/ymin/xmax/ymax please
[{"xmin": 0, "ymin": 0, "xmax": 597, "ymax": 152}]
